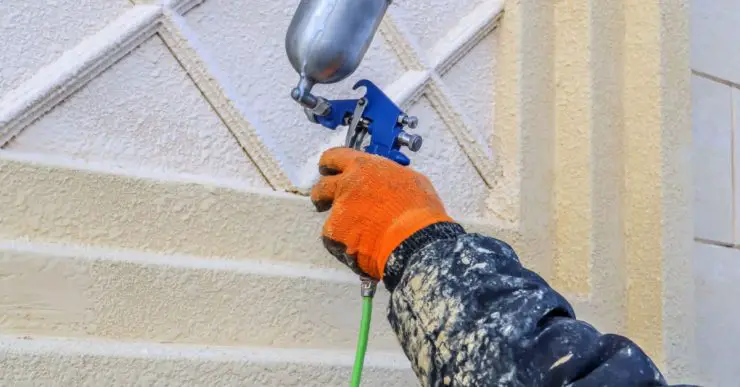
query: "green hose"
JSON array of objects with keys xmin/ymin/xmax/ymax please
[{"xmin": 350, "ymin": 280, "xmax": 376, "ymax": 387}]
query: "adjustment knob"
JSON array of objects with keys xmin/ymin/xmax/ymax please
[
  {"xmin": 398, "ymin": 115, "xmax": 418, "ymax": 129},
  {"xmin": 397, "ymin": 132, "xmax": 423, "ymax": 152}
]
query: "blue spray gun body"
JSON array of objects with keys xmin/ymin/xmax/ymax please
[{"xmin": 304, "ymin": 79, "xmax": 422, "ymax": 165}]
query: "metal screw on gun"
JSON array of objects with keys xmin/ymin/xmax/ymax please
[
  {"xmin": 398, "ymin": 114, "xmax": 418, "ymax": 129},
  {"xmin": 397, "ymin": 131, "xmax": 423, "ymax": 152}
]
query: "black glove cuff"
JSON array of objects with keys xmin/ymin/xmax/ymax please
[{"xmin": 382, "ymin": 222, "xmax": 466, "ymax": 292}]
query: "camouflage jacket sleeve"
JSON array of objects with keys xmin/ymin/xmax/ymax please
[{"xmin": 381, "ymin": 222, "xmax": 672, "ymax": 387}]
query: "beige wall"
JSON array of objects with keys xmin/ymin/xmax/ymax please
[
  {"xmin": 692, "ymin": 0, "xmax": 740, "ymax": 385},
  {"xmin": 494, "ymin": 0, "xmax": 695, "ymax": 383}
]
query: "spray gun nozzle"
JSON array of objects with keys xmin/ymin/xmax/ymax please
[{"xmin": 291, "ymin": 88, "xmax": 331, "ymax": 118}]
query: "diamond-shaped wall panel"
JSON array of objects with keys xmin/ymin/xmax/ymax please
[
  {"xmin": 5, "ymin": 35, "xmax": 269, "ymax": 188},
  {"xmin": 440, "ymin": 32, "xmax": 497, "ymax": 159},
  {"xmin": 388, "ymin": 0, "xmax": 483, "ymax": 53},
  {"xmin": 183, "ymin": 0, "xmax": 406, "ymax": 183},
  {"xmin": 405, "ymin": 96, "xmax": 488, "ymax": 218},
  {"xmin": 0, "ymin": 0, "xmax": 131, "ymax": 96}
]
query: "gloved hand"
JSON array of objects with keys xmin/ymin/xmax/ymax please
[{"xmin": 311, "ymin": 147, "xmax": 453, "ymax": 280}]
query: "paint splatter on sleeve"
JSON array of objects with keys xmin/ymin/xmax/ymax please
[{"xmin": 381, "ymin": 222, "xmax": 676, "ymax": 387}]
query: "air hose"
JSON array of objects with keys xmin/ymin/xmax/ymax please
[{"xmin": 350, "ymin": 278, "xmax": 378, "ymax": 387}]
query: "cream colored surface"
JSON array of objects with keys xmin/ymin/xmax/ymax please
[
  {"xmin": 0, "ymin": 152, "xmax": 517, "ymax": 268},
  {"xmin": 0, "ymin": 240, "xmax": 400, "ymax": 350},
  {"xmin": 493, "ymin": 0, "xmax": 695, "ymax": 382},
  {"xmin": 0, "ymin": 336, "xmax": 416, "ymax": 386}
]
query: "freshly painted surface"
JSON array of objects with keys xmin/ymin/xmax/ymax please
[
  {"xmin": 0, "ymin": 0, "xmax": 131, "ymax": 95},
  {"xmin": 6, "ymin": 36, "xmax": 269, "ymax": 187},
  {"xmin": 182, "ymin": 0, "xmax": 406, "ymax": 184},
  {"xmin": 440, "ymin": 33, "xmax": 496, "ymax": 160}
]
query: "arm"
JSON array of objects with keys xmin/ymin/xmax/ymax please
[
  {"xmin": 383, "ymin": 222, "xmax": 667, "ymax": 386},
  {"xmin": 310, "ymin": 147, "xmax": 675, "ymax": 387}
]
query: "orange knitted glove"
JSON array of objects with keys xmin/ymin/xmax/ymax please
[{"xmin": 311, "ymin": 147, "xmax": 453, "ymax": 280}]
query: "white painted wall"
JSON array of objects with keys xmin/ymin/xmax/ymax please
[
  {"xmin": 691, "ymin": 0, "xmax": 740, "ymax": 384},
  {"xmin": 1, "ymin": 0, "xmax": 500, "ymax": 220}
]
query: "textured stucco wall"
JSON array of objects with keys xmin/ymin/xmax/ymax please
[
  {"xmin": 0, "ymin": 0, "xmax": 504, "ymax": 384},
  {"xmin": 3, "ymin": 0, "xmax": 500, "ymax": 220},
  {"xmin": 691, "ymin": 0, "xmax": 740, "ymax": 385},
  {"xmin": 0, "ymin": 0, "xmax": 699, "ymax": 385},
  {"xmin": 493, "ymin": 0, "xmax": 695, "ymax": 383}
]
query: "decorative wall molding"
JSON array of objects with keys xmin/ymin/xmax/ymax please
[
  {"xmin": 426, "ymin": 75, "xmax": 497, "ymax": 186},
  {"xmin": 0, "ymin": 150, "xmax": 521, "ymax": 267},
  {"xmin": 0, "ymin": 6, "xmax": 162, "ymax": 146},
  {"xmin": 158, "ymin": 10, "xmax": 295, "ymax": 191},
  {"xmin": 0, "ymin": 3, "xmax": 294, "ymax": 192},
  {"xmin": 297, "ymin": 1, "xmax": 505, "ymax": 192},
  {"xmin": 162, "ymin": 0, "xmax": 205, "ymax": 15},
  {"xmin": 429, "ymin": 0, "xmax": 505, "ymax": 75},
  {"xmin": 0, "ymin": 0, "xmax": 503, "ymax": 201}
]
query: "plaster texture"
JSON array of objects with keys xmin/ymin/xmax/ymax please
[
  {"xmin": 0, "ymin": 152, "xmax": 515, "ymax": 268},
  {"xmin": 182, "ymin": 0, "xmax": 406, "ymax": 185},
  {"xmin": 0, "ymin": 0, "xmax": 131, "ymax": 96},
  {"xmin": 0, "ymin": 240, "xmax": 399, "ymax": 351},
  {"xmin": 178, "ymin": 0, "xmax": 497, "ymax": 218},
  {"xmin": 0, "ymin": 336, "xmax": 416, "ymax": 386},
  {"xmin": 0, "ymin": 0, "xmax": 701, "ymax": 384},
  {"xmin": 440, "ymin": 33, "xmax": 496, "ymax": 160},
  {"xmin": 401, "ymin": 97, "xmax": 489, "ymax": 217},
  {"xmin": 388, "ymin": 0, "xmax": 480, "ymax": 54},
  {"xmin": 6, "ymin": 36, "xmax": 269, "ymax": 187},
  {"xmin": 491, "ymin": 0, "xmax": 695, "ymax": 382}
]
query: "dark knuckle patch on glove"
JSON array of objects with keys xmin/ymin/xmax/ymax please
[
  {"xmin": 319, "ymin": 166, "xmax": 341, "ymax": 176},
  {"xmin": 322, "ymin": 237, "xmax": 365, "ymax": 277},
  {"xmin": 312, "ymin": 199, "xmax": 333, "ymax": 212}
]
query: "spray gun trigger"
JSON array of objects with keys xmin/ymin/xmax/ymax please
[{"xmin": 346, "ymin": 97, "xmax": 368, "ymax": 149}]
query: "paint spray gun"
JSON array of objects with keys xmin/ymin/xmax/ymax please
[
  {"xmin": 285, "ymin": 1, "xmax": 423, "ymax": 385},
  {"xmin": 285, "ymin": 0, "xmax": 423, "ymax": 165}
]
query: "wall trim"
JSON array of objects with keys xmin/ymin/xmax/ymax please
[
  {"xmin": 430, "ymin": 0, "xmax": 505, "ymax": 75},
  {"xmin": 0, "ymin": 3, "xmax": 294, "ymax": 192},
  {"xmin": 0, "ymin": 151, "xmax": 520, "ymax": 267},
  {"xmin": 0, "ymin": 6, "xmax": 162, "ymax": 146}
]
